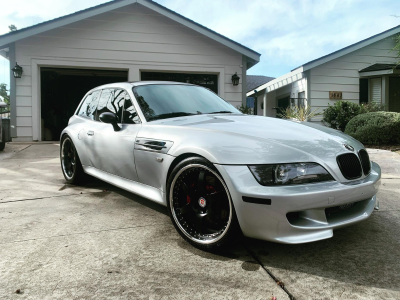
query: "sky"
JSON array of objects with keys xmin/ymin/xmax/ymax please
[{"xmin": 0, "ymin": 0, "xmax": 399, "ymax": 89}]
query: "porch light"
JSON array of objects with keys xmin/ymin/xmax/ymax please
[
  {"xmin": 231, "ymin": 72, "xmax": 240, "ymax": 86},
  {"xmin": 12, "ymin": 63, "xmax": 23, "ymax": 78}
]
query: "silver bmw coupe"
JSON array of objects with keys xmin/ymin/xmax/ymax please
[{"xmin": 60, "ymin": 81, "xmax": 381, "ymax": 250}]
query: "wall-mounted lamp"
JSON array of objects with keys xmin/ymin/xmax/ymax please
[
  {"xmin": 231, "ymin": 72, "xmax": 240, "ymax": 86},
  {"xmin": 12, "ymin": 62, "xmax": 23, "ymax": 79}
]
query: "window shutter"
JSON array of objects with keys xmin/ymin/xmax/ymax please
[{"xmin": 370, "ymin": 78, "xmax": 382, "ymax": 104}]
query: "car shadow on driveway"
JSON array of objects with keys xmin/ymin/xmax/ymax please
[
  {"xmin": 80, "ymin": 176, "xmax": 267, "ymax": 267},
  {"xmin": 80, "ymin": 176, "xmax": 170, "ymax": 217}
]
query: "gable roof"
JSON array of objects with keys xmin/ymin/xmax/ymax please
[
  {"xmin": 247, "ymin": 24, "xmax": 400, "ymax": 97},
  {"xmin": 246, "ymin": 75, "xmax": 274, "ymax": 93},
  {"xmin": 0, "ymin": 0, "xmax": 260, "ymax": 66},
  {"xmin": 293, "ymin": 24, "xmax": 400, "ymax": 72}
]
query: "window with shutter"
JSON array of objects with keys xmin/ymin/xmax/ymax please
[{"xmin": 370, "ymin": 78, "xmax": 382, "ymax": 104}]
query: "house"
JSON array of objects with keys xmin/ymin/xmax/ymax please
[
  {"xmin": 246, "ymin": 75, "xmax": 274, "ymax": 114},
  {"xmin": 0, "ymin": 0, "xmax": 260, "ymax": 141},
  {"xmin": 247, "ymin": 25, "xmax": 400, "ymax": 120}
]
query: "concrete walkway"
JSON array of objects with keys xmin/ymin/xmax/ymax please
[{"xmin": 0, "ymin": 143, "xmax": 399, "ymax": 300}]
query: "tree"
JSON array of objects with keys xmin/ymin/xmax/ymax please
[
  {"xmin": 0, "ymin": 84, "xmax": 10, "ymax": 104},
  {"xmin": 8, "ymin": 25, "xmax": 17, "ymax": 32},
  {"xmin": 392, "ymin": 15, "xmax": 400, "ymax": 67},
  {"xmin": 394, "ymin": 33, "xmax": 400, "ymax": 67},
  {"xmin": 0, "ymin": 83, "xmax": 10, "ymax": 114}
]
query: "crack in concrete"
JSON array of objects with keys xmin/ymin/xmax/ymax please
[
  {"xmin": 0, "ymin": 223, "xmax": 165, "ymax": 245},
  {"xmin": 0, "ymin": 191, "xmax": 104, "ymax": 204},
  {"xmin": 243, "ymin": 244, "xmax": 296, "ymax": 300}
]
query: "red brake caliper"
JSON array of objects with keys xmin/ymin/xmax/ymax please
[
  {"xmin": 187, "ymin": 182, "xmax": 195, "ymax": 204},
  {"xmin": 206, "ymin": 185, "xmax": 215, "ymax": 193}
]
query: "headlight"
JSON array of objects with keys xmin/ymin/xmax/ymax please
[{"xmin": 248, "ymin": 163, "xmax": 334, "ymax": 186}]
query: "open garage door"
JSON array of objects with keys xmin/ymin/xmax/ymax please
[{"xmin": 40, "ymin": 68, "xmax": 128, "ymax": 141}]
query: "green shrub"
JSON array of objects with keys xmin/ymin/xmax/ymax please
[
  {"xmin": 236, "ymin": 104, "xmax": 253, "ymax": 115},
  {"xmin": 322, "ymin": 101, "xmax": 363, "ymax": 131},
  {"xmin": 322, "ymin": 101, "xmax": 385, "ymax": 131},
  {"xmin": 345, "ymin": 112, "xmax": 400, "ymax": 145},
  {"xmin": 277, "ymin": 105, "xmax": 321, "ymax": 121}
]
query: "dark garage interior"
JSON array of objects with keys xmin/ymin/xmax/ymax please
[{"xmin": 40, "ymin": 68, "xmax": 128, "ymax": 141}]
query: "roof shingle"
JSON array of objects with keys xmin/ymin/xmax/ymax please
[{"xmin": 246, "ymin": 75, "xmax": 274, "ymax": 93}]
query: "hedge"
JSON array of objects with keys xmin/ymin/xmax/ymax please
[
  {"xmin": 345, "ymin": 112, "xmax": 400, "ymax": 145},
  {"xmin": 322, "ymin": 101, "xmax": 385, "ymax": 132}
]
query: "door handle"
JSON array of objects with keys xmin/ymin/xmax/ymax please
[{"xmin": 87, "ymin": 131, "xmax": 94, "ymax": 136}]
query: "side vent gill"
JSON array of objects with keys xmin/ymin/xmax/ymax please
[{"xmin": 135, "ymin": 138, "xmax": 173, "ymax": 154}]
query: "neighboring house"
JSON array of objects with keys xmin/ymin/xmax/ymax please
[
  {"xmin": 247, "ymin": 25, "xmax": 400, "ymax": 120},
  {"xmin": 246, "ymin": 75, "xmax": 274, "ymax": 113},
  {"xmin": 0, "ymin": 0, "xmax": 260, "ymax": 141}
]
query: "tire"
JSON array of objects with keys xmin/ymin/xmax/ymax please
[
  {"xmin": 167, "ymin": 156, "xmax": 240, "ymax": 251},
  {"xmin": 60, "ymin": 135, "xmax": 85, "ymax": 184},
  {"xmin": 0, "ymin": 127, "xmax": 5, "ymax": 151}
]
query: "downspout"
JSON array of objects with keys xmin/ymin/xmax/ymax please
[{"xmin": 8, "ymin": 43, "xmax": 16, "ymax": 138}]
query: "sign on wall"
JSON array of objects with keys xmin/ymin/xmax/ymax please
[{"xmin": 329, "ymin": 91, "xmax": 342, "ymax": 99}]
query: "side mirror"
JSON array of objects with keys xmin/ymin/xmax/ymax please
[{"xmin": 99, "ymin": 112, "xmax": 121, "ymax": 131}]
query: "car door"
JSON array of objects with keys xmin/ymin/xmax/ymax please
[
  {"xmin": 78, "ymin": 90, "xmax": 102, "ymax": 166},
  {"xmin": 87, "ymin": 88, "xmax": 142, "ymax": 182}
]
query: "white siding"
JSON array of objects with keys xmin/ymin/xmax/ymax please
[
  {"xmin": 255, "ymin": 78, "xmax": 307, "ymax": 117},
  {"xmin": 309, "ymin": 37, "xmax": 397, "ymax": 121},
  {"xmin": 14, "ymin": 3, "xmax": 244, "ymax": 140}
]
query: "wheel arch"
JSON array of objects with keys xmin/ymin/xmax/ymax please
[
  {"xmin": 166, "ymin": 153, "xmax": 203, "ymax": 183},
  {"xmin": 60, "ymin": 130, "xmax": 86, "ymax": 166}
]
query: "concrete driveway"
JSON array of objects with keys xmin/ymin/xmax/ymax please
[{"xmin": 0, "ymin": 144, "xmax": 399, "ymax": 300}]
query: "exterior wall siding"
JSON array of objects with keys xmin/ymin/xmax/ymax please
[
  {"xmin": 254, "ymin": 78, "xmax": 307, "ymax": 117},
  {"xmin": 309, "ymin": 37, "xmax": 397, "ymax": 121},
  {"xmin": 14, "ymin": 3, "xmax": 244, "ymax": 141}
]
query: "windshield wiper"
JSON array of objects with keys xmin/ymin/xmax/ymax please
[
  {"xmin": 147, "ymin": 112, "xmax": 197, "ymax": 121},
  {"xmin": 207, "ymin": 111, "xmax": 234, "ymax": 114}
]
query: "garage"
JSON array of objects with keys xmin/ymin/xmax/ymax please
[
  {"xmin": 0, "ymin": 0, "xmax": 260, "ymax": 142},
  {"xmin": 40, "ymin": 68, "xmax": 128, "ymax": 141}
]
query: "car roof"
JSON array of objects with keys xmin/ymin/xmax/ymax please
[{"xmin": 130, "ymin": 81, "xmax": 194, "ymax": 87}]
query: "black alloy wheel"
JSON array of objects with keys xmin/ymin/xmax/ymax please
[
  {"xmin": 60, "ymin": 135, "xmax": 84, "ymax": 184},
  {"xmin": 168, "ymin": 157, "xmax": 239, "ymax": 250}
]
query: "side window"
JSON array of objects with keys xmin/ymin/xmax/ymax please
[
  {"xmin": 96, "ymin": 89, "xmax": 125, "ymax": 122},
  {"xmin": 111, "ymin": 89, "xmax": 126, "ymax": 122},
  {"xmin": 77, "ymin": 90, "xmax": 101, "ymax": 120},
  {"xmin": 77, "ymin": 94, "xmax": 92, "ymax": 118},
  {"xmin": 122, "ymin": 94, "xmax": 141, "ymax": 124}
]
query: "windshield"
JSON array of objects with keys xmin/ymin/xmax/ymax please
[{"xmin": 132, "ymin": 84, "xmax": 241, "ymax": 121}]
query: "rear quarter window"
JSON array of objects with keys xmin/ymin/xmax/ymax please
[{"xmin": 77, "ymin": 90, "xmax": 101, "ymax": 120}]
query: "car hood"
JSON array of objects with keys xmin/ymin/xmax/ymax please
[{"xmin": 140, "ymin": 114, "xmax": 364, "ymax": 179}]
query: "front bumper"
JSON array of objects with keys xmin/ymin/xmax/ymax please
[{"xmin": 215, "ymin": 162, "xmax": 381, "ymax": 244}]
